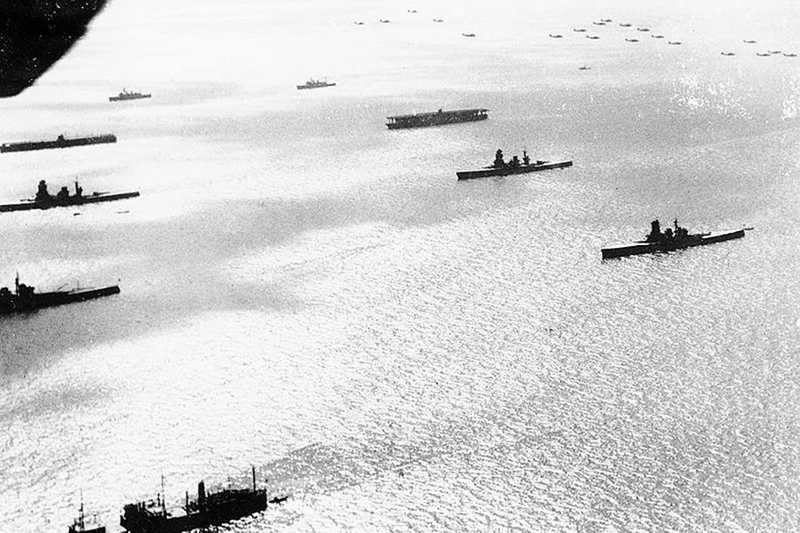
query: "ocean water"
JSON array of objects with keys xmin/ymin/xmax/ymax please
[{"xmin": 2, "ymin": 0, "xmax": 800, "ymax": 531}]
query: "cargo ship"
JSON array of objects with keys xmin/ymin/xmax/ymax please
[
  {"xmin": 120, "ymin": 467, "xmax": 270, "ymax": 533},
  {"xmin": 0, "ymin": 274, "xmax": 120, "ymax": 315},
  {"xmin": 109, "ymin": 89, "xmax": 151, "ymax": 102},
  {"xmin": 456, "ymin": 149, "xmax": 572, "ymax": 180},
  {"xmin": 296, "ymin": 78, "xmax": 336, "ymax": 90},
  {"xmin": 0, "ymin": 180, "xmax": 139, "ymax": 212},
  {"xmin": 601, "ymin": 219, "xmax": 745, "ymax": 259},
  {"xmin": 1, "ymin": 133, "xmax": 116, "ymax": 153},
  {"xmin": 386, "ymin": 108, "xmax": 488, "ymax": 129}
]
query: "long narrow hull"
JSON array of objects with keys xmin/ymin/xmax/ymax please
[
  {"xmin": 0, "ymin": 286, "xmax": 120, "ymax": 314},
  {"xmin": 0, "ymin": 191, "xmax": 140, "ymax": 212},
  {"xmin": 121, "ymin": 496, "xmax": 266, "ymax": 533},
  {"xmin": 296, "ymin": 83, "xmax": 336, "ymax": 90},
  {"xmin": 601, "ymin": 229, "xmax": 745, "ymax": 259},
  {"xmin": 109, "ymin": 94, "xmax": 151, "ymax": 101},
  {"xmin": 1, "ymin": 135, "xmax": 116, "ymax": 153},
  {"xmin": 387, "ymin": 114, "xmax": 487, "ymax": 129},
  {"xmin": 456, "ymin": 160, "xmax": 573, "ymax": 180}
]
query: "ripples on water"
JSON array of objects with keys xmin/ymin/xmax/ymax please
[{"xmin": 2, "ymin": 0, "xmax": 800, "ymax": 531}]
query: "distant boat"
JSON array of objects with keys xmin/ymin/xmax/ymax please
[
  {"xmin": 721, "ymin": 51, "xmax": 736, "ymax": 56},
  {"xmin": 108, "ymin": 89, "xmax": 150, "ymax": 102},
  {"xmin": 0, "ymin": 274, "xmax": 120, "ymax": 315},
  {"xmin": 756, "ymin": 52, "xmax": 771, "ymax": 56},
  {"xmin": 667, "ymin": 41, "xmax": 682, "ymax": 45},
  {"xmin": 296, "ymin": 78, "xmax": 336, "ymax": 90},
  {"xmin": 456, "ymin": 150, "xmax": 572, "ymax": 180},
  {"xmin": 743, "ymin": 39, "xmax": 757, "ymax": 44},
  {"xmin": 651, "ymin": 34, "xmax": 664, "ymax": 39},
  {"xmin": 0, "ymin": 179, "xmax": 140, "ymax": 213},
  {"xmin": 784, "ymin": 52, "xmax": 798, "ymax": 57},
  {"xmin": 1, "ymin": 133, "xmax": 116, "ymax": 153},
  {"xmin": 354, "ymin": 21, "xmax": 364, "ymax": 25},
  {"xmin": 636, "ymin": 27, "xmax": 650, "ymax": 32},
  {"xmin": 433, "ymin": 18, "xmax": 444, "ymax": 23},
  {"xmin": 67, "ymin": 501, "xmax": 105, "ymax": 533},
  {"xmin": 462, "ymin": 32, "xmax": 476, "ymax": 37},
  {"xmin": 379, "ymin": 19, "xmax": 390, "ymax": 23},
  {"xmin": 625, "ymin": 38, "xmax": 639, "ymax": 43},
  {"xmin": 407, "ymin": 9, "xmax": 417, "ymax": 13},
  {"xmin": 600, "ymin": 18, "xmax": 613, "ymax": 23},
  {"xmin": 578, "ymin": 66, "xmax": 591, "ymax": 70},
  {"xmin": 549, "ymin": 33, "xmax": 563, "ymax": 38},
  {"xmin": 386, "ymin": 108, "xmax": 488, "ymax": 129},
  {"xmin": 768, "ymin": 50, "xmax": 782, "ymax": 54},
  {"xmin": 592, "ymin": 21, "xmax": 606, "ymax": 26},
  {"xmin": 619, "ymin": 23, "xmax": 632, "ymax": 27},
  {"xmin": 601, "ymin": 219, "xmax": 745, "ymax": 260},
  {"xmin": 586, "ymin": 35, "xmax": 600, "ymax": 40},
  {"xmin": 572, "ymin": 28, "xmax": 587, "ymax": 32},
  {"xmin": 268, "ymin": 495, "xmax": 290, "ymax": 505}
]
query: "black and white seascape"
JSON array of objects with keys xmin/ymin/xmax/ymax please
[{"xmin": 2, "ymin": 0, "xmax": 800, "ymax": 531}]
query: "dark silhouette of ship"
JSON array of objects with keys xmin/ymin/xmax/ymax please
[
  {"xmin": 109, "ymin": 89, "xmax": 151, "ymax": 102},
  {"xmin": 0, "ymin": 274, "xmax": 120, "ymax": 315},
  {"xmin": 296, "ymin": 78, "xmax": 336, "ymax": 90},
  {"xmin": 386, "ymin": 108, "xmax": 488, "ymax": 129},
  {"xmin": 0, "ymin": 179, "xmax": 140, "ymax": 212},
  {"xmin": 1, "ymin": 133, "xmax": 116, "ymax": 153},
  {"xmin": 601, "ymin": 219, "xmax": 745, "ymax": 259},
  {"xmin": 68, "ymin": 500, "xmax": 106, "ymax": 533},
  {"xmin": 120, "ymin": 467, "xmax": 277, "ymax": 533},
  {"xmin": 456, "ymin": 149, "xmax": 572, "ymax": 180}
]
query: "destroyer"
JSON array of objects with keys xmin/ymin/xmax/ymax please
[
  {"xmin": 297, "ymin": 78, "xmax": 336, "ymax": 90},
  {"xmin": 601, "ymin": 219, "xmax": 745, "ymax": 259},
  {"xmin": 0, "ymin": 180, "xmax": 140, "ymax": 212},
  {"xmin": 456, "ymin": 149, "xmax": 572, "ymax": 180},
  {"xmin": 0, "ymin": 274, "xmax": 120, "ymax": 314},
  {"xmin": 1, "ymin": 133, "xmax": 116, "ymax": 153},
  {"xmin": 120, "ymin": 467, "xmax": 274, "ymax": 533},
  {"xmin": 109, "ymin": 89, "xmax": 151, "ymax": 102},
  {"xmin": 386, "ymin": 108, "xmax": 487, "ymax": 129}
]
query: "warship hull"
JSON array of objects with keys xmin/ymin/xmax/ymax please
[
  {"xmin": 0, "ymin": 285, "xmax": 120, "ymax": 314},
  {"xmin": 387, "ymin": 108, "xmax": 488, "ymax": 129},
  {"xmin": 296, "ymin": 82, "xmax": 336, "ymax": 90},
  {"xmin": 0, "ymin": 191, "xmax": 140, "ymax": 212},
  {"xmin": 601, "ymin": 229, "xmax": 745, "ymax": 259},
  {"xmin": 456, "ymin": 160, "xmax": 572, "ymax": 180},
  {"xmin": 109, "ymin": 94, "xmax": 151, "ymax": 102},
  {"xmin": 1, "ymin": 134, "xmax": 116, "ymax": 153}
]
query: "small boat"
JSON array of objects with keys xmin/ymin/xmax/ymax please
[
  {"xmin": 0, "ymin": 180, "xmax": 139, "ymax": 212},
  {"xmin": 743, "ymin": 39, "xmax": 757, "ymax": 44},
  {"xmin": 768, "ymin": 50, "xmax": 782, "ymax": 54},
  {"xmin": 572, "ymin": 28, "xmax": 587, "ymax": 32},
  {"xmin": 0, "ymin": 274, "xmax": 121, "ymax": 315},
  {"xmin": 549, "ymin": 33, "xmax": 563, "ymax": 38},
  {"xmin": 667, "ymin": 41, "xmax": 682, "ymax": 45},
  {"xmin": 602, "ymin": 219, "xmax": 745, "ymax": 260},
  {"xmin": 108, "ymin": 89, "xmax": 150, "ymax": 102},
  {"xmin": 379, "ymin": 19, "xmax": 390, "ymax": 23},
  {"xmin": 601, "ymin": 18, "xmax": 613, "ymax": 23},
  {"xmin": 269, "ymin": 495, "xmax": 290, "ymax": 505},
  {"xmin": 456, "ymin": 149, "xmax": 572, "ymax": 180},
  {"xmin": 592, "ymin": 21, "xmax": 606, "ymax": 26},
  {"xmin": 651, "ymin": 34, "xmax": 664, "ymax": 39},
  {"xmin": 756, "ymin": 52, "xmax": 771, "ymax": 56},
  {"xmin": 354, "ymin": 21, "xmax": 364, "ymax": 25},
  {"xmin": 407, "ymin": 9, "xmax": 417, "ymax": 13},
  {"xmin": 625, "ymin": 38, "xmax": 639, "ymax": 43},
  {"xmin": 296, "ymin": 78, "xmax": 336, "ymax": 90},
  {"xmin": 619, "ymin": 23, "xmax": 632, "ymax": 27},
  {"xmin": 68, "ymin": 501, "xmax": 105, "ymax": 533},
  {"xmin": 721, "ymin": 51, "xmax": 736, "ymax": 56},
  {"xmin": 578, "ymin": 66, "xmax": 591, "ymax": 70},
  {"xmin": 636, "ymin": 27, "xmax": 650, "ymax": 32},
  {"xmin": 433, "ymin": 18, "xmax": 444, "ymax": 23},
  {"xmin": 784, "ymin": 52, "xmax": 798, "ymax": 57},
  {"xmin": 462, "ymin": 32, "xmax": 476, "ymax": 37},
  {"xmin": 586, "ymin": 35, "xmax": 600, "ymax": 40}
]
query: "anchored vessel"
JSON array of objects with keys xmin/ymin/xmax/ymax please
[
  {"xmin": 296, "ymin": 78, "xmax": 336, "ymax": 90},
  {"xmin": 1, "ymin": 133, "xmax": 116, "ymax": 153},
  {"xmin": 120, "ymin": 467, "xmax": 271, "ymax": 533},
  {"xmin": 0, "ymin": 274, "xmax": 120, "ymax": 315},
  {"xmin": 386, "ymin": 108, "xmax": 488, "ymax": 129},
  {"xmin": 601, "ymin": 219, "xmax": 745, "ymax": 259},
  {"xmin": 109, "ymin": 89, "xmax": 151, "ymax": 102},
  {"xmin": 0, "ymin": 180, "xmax": 140, "ymax": 212},
  {"xmin": 456, "ymin": 149, "xmax": 572, "ymax": 180},
  {"xmin": 68, "ymin": 501, "xmax": 106, "ymax": 533}
]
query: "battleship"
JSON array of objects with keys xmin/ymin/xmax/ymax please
[
  {"xmin": 456, "ymin": 149, "xmax": 572, "ymax": 180},
  {"xmin": 601, "ymin": 219, "xmax": 745, "ymax": 259},
  {"xmin": 0, "ymin": 180, "xmax": 140, "ymax": 212},
  {"xmin": 1, "ymin": 133, "xmax": 116, "ymax": 153},
  {"xmin": 109, "ymin": 89, "xmax": 151, "ymax": 102},
  {"xmin": 386, "ymin": 108, "xmax": 488, "ymax": 129},
  {"xmin": 120, "ymin": 467, "xmax": 272, "ymax": 533},
  {"xmin": 296, "ymin": 78, "xmax": 336, "ymax": 90},
  {"xmin": 0, "ymin": 274, "xmax": 120, "ymax": 315}
]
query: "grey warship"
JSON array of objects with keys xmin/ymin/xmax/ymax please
[
  {"xmin": 601, "ymin": 219, "xmax": 745, "ymax": 259},
  {"xmin": 456, "ymin": 149, "xmax": 572, "ymax": 180},
  {"xmin": 0, "ymin": 274, "xmax": 120, "ymax": 315},
  {"xmin": 0, "ymin": 180, "xmax": 139, "ymax": 212}
]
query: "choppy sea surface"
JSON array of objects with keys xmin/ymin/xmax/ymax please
[{"xmin": 2, "ymin": 0, "xmax": 800, "ymax": 531}]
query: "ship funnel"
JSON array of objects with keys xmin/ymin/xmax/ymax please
[
  {"xmin": 198, "ymin": 480, "xmax": 206, "ymax": 505},
  {"xmin": 252, "ymin": 466, "xmax": 256, "ymax": 491}
]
